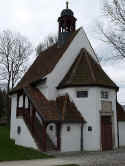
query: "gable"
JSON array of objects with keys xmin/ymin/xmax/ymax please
[
  {"xmin": 57, "ymin": 48, "xmax": 119, "ymax": 91},
  {"xmin": 47, "ymin": 28, "xmax": 100, "ymax": 88},
  {"xmin": 10, "ymin": 29, "xmax": 80, "ymax": 94}
]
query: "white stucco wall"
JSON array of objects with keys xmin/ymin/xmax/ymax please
[
  {"xmin": 58, "ymin": 87, "xmax": 118, "ymax": 151},
  {"xmin": 19, "ymin": 95, "xmax": 23, "ymax": 108},
  {"xmin": 15, "ymin": 118, "xmax": 37, "ymax": 149},
  {"xmin": 10, "ymin": 94, "xmax": 38, "ymax": 150},
  {"xmin": 25, "ymin": 96, "xmax": 29, "ymax": 108},
  {"xmin": 37, "ymin": 83, "xmax": 49, "ymax": 99},
  {"xmin": 59, "ymin": 87, "xmax": 100, "ymax": 151},
  {"xmin": 47, "ymin": 123, "xmax": 57, "ymax": 146},
  {"xmin": 61, "ymin": 123, "xmax": 81, "ymax": 152},
  {"xmin": 10, "ymin": 94, "xmax": 17, "ymax": 139},
  {"xmin": 46, "ymin": 28, "xmax": 99, "ymax": 100},
  {"xmin": 119, "ymin": 121, "xmax": 125, "ymax": 147},
  {"xmin": 97, "ymin": 88, "xmax": 118, "ymax": 149}
]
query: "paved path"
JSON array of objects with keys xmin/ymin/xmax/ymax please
[{"xmin": 1, "ymin": 149, "xmax": 125, "ymax": 166}]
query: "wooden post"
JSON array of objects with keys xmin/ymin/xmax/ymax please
[
  {"xmin": 31, "ymin": 108, "xmax": 35, "ymax": 130},
  {"xmin": 16, "ymin": 94, "xmax": 20, "ymax": 116},
  {"xmin": 56, "ymin": 123, "xmax": 61, "ymax": 151},
  {"xmin": 17, "ymin": 94, "xmax": 19, "ymax": 109},
  {"xmin": 42, "ymin": 125, "xmax": 47, "ymax": 152}
]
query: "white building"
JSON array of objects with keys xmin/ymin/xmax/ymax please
[{"xmin": 10, "ymin": 3, "xmax": 125, "ymax": 152}]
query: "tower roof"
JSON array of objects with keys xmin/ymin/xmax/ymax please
[
  {"xmin": 57, "ymin": 48, "xmax": 119, "ymax": 91},
  {"xmin": 60, "ymin": 2, "xmax": 74, "ymax": 17}
]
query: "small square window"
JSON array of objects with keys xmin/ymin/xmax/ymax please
[
  {"xmin": 17, "ymin": 126, "xmax": 21, "ymax": 135},
  {"xmin": 88, "ymin": 126, "xmax": 92, "ymax": 131},
  {"xmin": 77, "ymin": 91, "xmax": 88, "ymax": 98},
  {"xmin": 49, "ymin": 125, "xmax": 53, "ymax": 131},
  {"xmin": 67, "ymin": 126, "xmax": 71, "ymax": 132},
  {"xmin": 101, "ymin": 91, "xmax": 108, "ymax": 99}
]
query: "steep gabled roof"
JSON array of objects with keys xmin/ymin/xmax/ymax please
[
  {"xmin": 24, "ymin": 86, "xmax": 85, "ymax": 123},
  {"xmin": 117, "ymin": 102, "xmax": 125, "ymax": 121},
  {"xmin": 58, "ymin": 48, "xmax": 119, "ymax": 91},
  {"xmin": 10, "ymin": 29, "xmax": 80, "ymax": 94},
  {"xmin": 56, "ymin": 95, "xmax": 85, "ymax": 122},
  {"xmin": 24, "ymin": 86, "xmax": 59, "ymax": 122}
]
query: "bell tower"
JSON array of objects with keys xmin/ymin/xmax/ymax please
[{"xmin": 58, "ymin": 2, "xmax": 77, "ymax": 45}]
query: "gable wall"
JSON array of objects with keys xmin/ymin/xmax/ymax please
[
  {"xmin": 59, "ymin": 87, "xmax": 99, "ymax": 151},
  {"xmin": 61, "ymin": 123, "xmax": 81, "ymax": 152},
  {"xmin": 118, "ymin": 121, "xmax": 125, "ymax": 147},
  {"xmin": 46, "ymin": 28, "xmax": 99, "ymax": 100},
  {"xmin": 15, "ymin": 118, "xmax": 37, "ymax": 149},
  {"xmin": 10, "ymin": 94, "xmax": 17, "ymax": 139},
  {"xmin": 58, "ymin": 87, "xmax": 117, "ymax": 151}
]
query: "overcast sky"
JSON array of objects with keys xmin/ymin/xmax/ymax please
[{"xmin": 0, "ymin": 0, "xmax": 125, "ymax": 104}]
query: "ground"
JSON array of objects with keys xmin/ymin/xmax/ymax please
[
  {"xmin": 0, "ymin": 126, "xmax": 51, "ymax": 161},
  {"xmin": 0, "ymin": 149, "xmax": 125, "ymax": 166}
]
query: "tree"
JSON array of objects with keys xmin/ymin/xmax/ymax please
[
  {"xmin": 98, "ymin": 0, "xmax": 125, "ymax": 60},
  {"xmin": 36, "ymin": 35, "xmax": 57, "ymax": 55},
  {"xmin": 0, "ymin": 30, "xmax": 33, "ymax": 93}
]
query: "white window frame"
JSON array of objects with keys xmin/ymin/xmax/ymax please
[{"xmin": 76, "ymin": 90, "xmax": 88, "ymax": 98}]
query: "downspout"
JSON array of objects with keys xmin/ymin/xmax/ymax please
[
  {"xmin": 81, "ymin": 122, "xmax": 84, "ymax": 152},
  {"xmin": 117, "ymin": 120, "xmax": 119, "ymax": 148},
  {"xmin": 116, "ymin": 93, "xmax": 119, "ymax": 148}
]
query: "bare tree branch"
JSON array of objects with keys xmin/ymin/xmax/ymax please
[
  {"xmin": 0, "ymin": 30, "xmax": 33, "ymax": 92},
  {"xmin": 36, "ymin": 35, "xmax": 58, "ymax": 55},
  {"xmin": 98, "ymin": 0, "xmax": 125, "ymax": 61}
]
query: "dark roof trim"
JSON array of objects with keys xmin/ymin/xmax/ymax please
[
  {"xmin": 57, "ymin": 84, "xmax": 119, "ymax": 91},
  {"xmin": 46, "ymin": 119, "xmax": 86, "ymax": 124},
  {"xmin": 31, "ymin": 78, "xmax": 47, "ymax": 86}
]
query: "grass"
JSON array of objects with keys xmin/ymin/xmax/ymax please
[
  {"xmin": 56, "ymin": 164, "xmax": 79, "ymax": 166},
  {"xmin": 0, "ymin": 126, "xmax": 52, "ymax": 161}
]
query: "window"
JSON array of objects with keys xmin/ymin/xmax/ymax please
[
  {"xmin": 67, "ymin": 126, "xmax": 71, "ymax": 132},
  {"xmin": 77, "ymin": 91, "xmax": 88, "ymax": 98},
  {"xmin": 49, "ymin": 125, "xmax": 53, "ymax": 131},
  {"xmin": 88, "ymin": 126, "xmax": 92, "ymax": 131},
  {"xmin": 17, "ymin": 126, "xmax": 21, "ymax": 135},
  {"xmin": 101, "ymin": 91, "xmax": 108, "ymax": 99}
]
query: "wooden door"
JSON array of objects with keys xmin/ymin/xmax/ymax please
[{"xmin": 101, "ymin": 116, "xmax": 113, "ymax": 150}]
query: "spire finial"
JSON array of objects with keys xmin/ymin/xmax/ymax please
[{"xmin": 66, "ymin": 1, "xmax": 69, "ymax": 9}]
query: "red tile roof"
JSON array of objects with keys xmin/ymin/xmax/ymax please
[
  {"xmin": 58, "ymin": 48, "xmax": 119, "ymax": 91},
  {"xmin": 24, "ymin": 86, "xmax": 59, "ymax": 122},
  {"xmin": 56, "ymin": 94, "xmax": 85, "ymax": 122},
  {"xmin": 24, "ymin": 86, "xmax": 85, "ymax": 123},
  {"xmin": 117, "ymin": 102, "xmax": 125, "ymax": 121},
  {"xmin": 10, "ymin": 29, "xmax": 80, "ymax": 94}
]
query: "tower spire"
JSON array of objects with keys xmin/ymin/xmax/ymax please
[
  {"xmin": 58, "ymin": 2, "xmax": 77, "ymax": 45},
  {"xmin": 66, "ymin": 1, "xmax": 69, "ymax": 9}
]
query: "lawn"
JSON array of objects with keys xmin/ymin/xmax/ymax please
[
  {"xmin": 56, "ymin": 164, "xmax": 79, "ymax": 166},
  {"xmin": 0, "ymin": 126, "xmax": 52, "ymax": 161}
]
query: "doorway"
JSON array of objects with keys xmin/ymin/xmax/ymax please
[{"xmin": 101, "ymin": 116, "xmax": 113, "ymax": 150}]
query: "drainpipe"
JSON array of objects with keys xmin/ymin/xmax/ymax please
[
  {"xmin": 116, "ymin": 93, "xmax": 119, "ymax": 148},
  {"xmin": 81, "ymin": 122, "xmax": 84, "ymax": 152}
]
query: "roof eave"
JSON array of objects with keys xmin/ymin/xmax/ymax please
[{"xmin": 57, "ymin": 84, "xmax": 119, "ymax": 91}]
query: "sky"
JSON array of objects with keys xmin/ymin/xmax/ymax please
[{"xmin": 0, "ymin": 0, "xmax": 125, "ymax": 104}]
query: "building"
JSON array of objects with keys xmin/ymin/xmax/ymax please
[{"xmin": 10, "ymin": 2, "xmax": 125, "ymax": 152}]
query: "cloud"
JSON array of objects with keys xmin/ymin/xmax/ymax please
[{"xmin": 0, "ymin": 0, "xmax": 124, "ymax": 103}]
